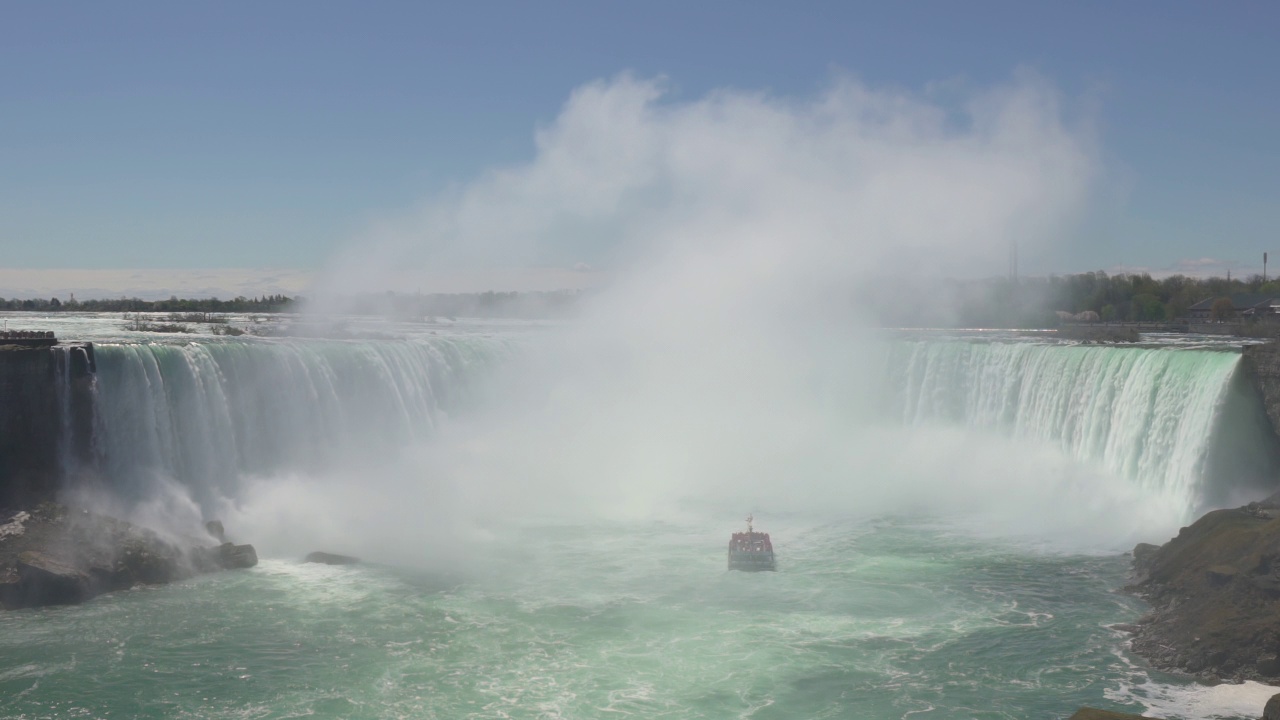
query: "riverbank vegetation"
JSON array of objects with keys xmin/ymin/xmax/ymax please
[
  {"xmin": 863, "ymin": 271, "xmax": 1280, "ymax": 328},
  {"xmin": 0, "ymin": 289, "xmax": 584, "ymax": 319},
  {"xmin": 0, "ymin": 295, "xmax": 299, "ymax": 313},
  {"xmin": 0, "ymin": 273, "xmax": 1270, "ymax": 328}
]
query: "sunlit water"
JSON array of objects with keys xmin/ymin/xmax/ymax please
[
  {"xmin": 1, "ymin": 314, "xmax": 1277, "ymax": 718},
  {"xmin": 3, "ymin": 517, "xmax": 1275, "ymax": 719}
]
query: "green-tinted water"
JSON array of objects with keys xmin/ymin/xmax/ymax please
[{"xmin": 3, "ymin": 517, "xmax": 1265, "ymax": 720}]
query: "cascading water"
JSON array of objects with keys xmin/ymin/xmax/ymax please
[
  {"xmin": 15, "ymin": 322, "xmax": 1280, "ymax": 719},
  {"xmin": 71, "ymin": 332, "xmax": 1280, "ymax": 522},
  {"xmin": 881, "ymin": 339, "xmax": 1280, "ymax": 517},
  {"xmin": 52, "ymin": 345, "xmax": 75, "ymax": 479},
  {"xmin": 84, "ymin": 335, "xmax": 516, "ymax": 509}
]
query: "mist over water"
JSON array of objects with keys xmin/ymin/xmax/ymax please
[
  {"xmin": 11, "ymin": 76, "xmax": 1277, "ymax": 719},
  {"xmin": 264, "ymin": 72, "xmax": 1113, "ymax": 558},
  {"xmin": 65, "ymin": 327, "xmax": 1267, "ymax": 568},
  {"xmin": 57, "ymin": 73, "xmax": 1236, "ymax": 559}
]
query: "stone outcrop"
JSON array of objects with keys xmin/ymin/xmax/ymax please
[
  {"xmin": 1242, "ymin": 342, "xmax": 1280, "ymax": 445},
  {"xmin": 0, "ymin": 503, "xmax": 257, "ymax": 610},
  {"xmin": 1124, "ymin": 494, "xmax": 1280, "ymax": 681},
  {"xmin": 218, "ymin": 543, "xmax": 258, "ymax": 569},
  {"xmin": 15, "ymin": 550, "xmax": 93, "ymax": 606},
  {"xmin": 304, "ymin": 551, "xmax": 359, "ymax": 565},
  {"xmin": 0, "ymin": 347, "xmax": 62, "ymax": 507},
  {"xmin": 1264, "ymin": 693, "xmax": 1280, "ymax": 720},
  {"xmin": 0, "ymin": 343, "xmax": 96, "ymax": 508}
]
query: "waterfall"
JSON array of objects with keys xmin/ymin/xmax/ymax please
[
  {"xmin": 87, "ymin": 336, "xmax": 515, "ymax": 507},
  {"xmin": 73, "ymin": 332, "xmax": 1279, "ymax": 520},
  {"xmin": 882, "ymin": 340, "xmax": 1279, "ymax": 513},
  {"xmin": 52, "ymin": 345, "xmax": 75, "ymax": 482}
]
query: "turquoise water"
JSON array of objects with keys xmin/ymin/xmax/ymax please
[
  {"xmin": 2, "ymin": 317, "xmax": 1278, "ymax": 718},
  {"xmin": 2, "ymin": 516, "xmax": 1254, "ymax": 720}
]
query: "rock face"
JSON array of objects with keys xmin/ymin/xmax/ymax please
[
  {"xmin": 1264, "ymin": 692, "xmax": 1280, "ymax": 720},
  {"xmin": 1125, "ymin": 495, "xmax": 1280, "ymax": 681},
  {"xmin": 0, "ymin": 504, "xmax": 258, "ymax": 611},
  {"xmin": 219, "ymin": 543, "xmax": 258, "ymax": 569},
  {"xmin": 304, "ymin": 551, "xmax": 359, "ymax": 565},
  {"xmin": 16, "ymin": 550, "xmax": 92, "ymax": 606},
  {"xmin": 0, "ymin": 347, "xmax": 60, "ymax": 507},
  {"xmin": 0, "ymin": 343, "xmax": 96, "ymax": 508},
  {"xmin": 1242, "ymin": 342, "xmax": 1280, "ymax": 446}
]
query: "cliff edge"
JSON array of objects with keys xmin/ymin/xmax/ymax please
[{"xmin": 1125, "ymin": 493, "xmax": 1280, "ymax": 682}]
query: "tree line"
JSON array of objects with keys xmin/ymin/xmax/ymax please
[
  {"xmin": 0, "ymin": 290, "xmax": 586, "ymax": 319},
  {"xmin": 863, "ymin": 271, "xmax": 1280, "ymax": 328},
  {"xmin": 0, "ymin": 294, "xmax": 299, "ymax": 313},
  {"xmin": 1, "ymin": 274, "xmax": 1270, "ymax": 327}
]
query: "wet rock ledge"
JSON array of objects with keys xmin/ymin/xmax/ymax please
[
  {"xmin": 0, "ymin": 503, "xmax": 256, "ymax": 610},
  {"xmin": 1123, "ymin": 492, "xmax": 1280, "ymax": 683}
]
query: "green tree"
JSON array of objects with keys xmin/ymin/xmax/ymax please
[{"xmin": 1131, "ymin": 293, "xmax": 1165, "ymax": 321}]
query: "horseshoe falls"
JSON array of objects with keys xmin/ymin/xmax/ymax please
[
  {"xmin": 882, "ymin": 340, "xmax": 1280, "ymax": 518},
  {"xmin": 4, "ymin": 322, "xmax": 1279, "ymax": 720},
  {"xmin": 81, "ymin": 336, "xmax": 514, "ymax": 509}
]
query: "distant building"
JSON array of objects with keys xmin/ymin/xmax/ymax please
[{"xmin": 1186, "ymin": 294, "xmax": 1280, "ymax": 321}]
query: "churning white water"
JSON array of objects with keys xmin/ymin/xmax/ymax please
[{"xmin": 4, "ymin": 317, "xmax": 1277, "ymax": 719}]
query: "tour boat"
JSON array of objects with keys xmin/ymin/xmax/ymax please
[{"xmin": 728, "ymin": 514, "xmax": 776, "ymax": 571}]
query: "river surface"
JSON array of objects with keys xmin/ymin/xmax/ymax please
[{"xmin": 0, "ymin": 313, "xmax": 1276, "ymax": 719}]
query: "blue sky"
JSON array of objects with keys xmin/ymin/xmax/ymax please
[{"xmin": 2, "ymin": 1, "xmax": 1278, "ymax": 292}]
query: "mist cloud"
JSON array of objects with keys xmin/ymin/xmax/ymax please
[
  {"xmin": 324, "ymin": 71, "xmax": 1095, "ymax": 300},
  {"xmin": 247, "ymin": 71, "xmax": 1132, "ymax": 565}
]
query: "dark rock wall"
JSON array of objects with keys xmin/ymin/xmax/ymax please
[
  {"xmin": 1241, "ymin": 342, "xmax": 1280, "ymax": 445},
  {"xmin": 0, "ymin": 344, "xmax": 95, "ymax": 508},
  {"xmin": 0, "ymin": 346, "xmax": 60, "ymax": 507}
]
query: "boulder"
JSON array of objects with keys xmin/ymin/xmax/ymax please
[
  {"xmin": 16, "ymin": 550, "xmax": 91, "ymax": 605},
  {"xmin": 205, "ymin": 520, "xmax": 226, "ymax": 543},
  {"xmin": 1127, "ymin": 504, "xmax": 1280, "ymax": 681},
  {"xmin": 2, "ymin": 504, "xmax": 260, "ymax": 611},
  {"xmin": 119, "ymin": 534, "xmax": 184, "ymax": 584},
  {"xmin": 305, "ymin": 551, "xmax": 360, "ymax": 565},
  {"xmin": 218, "ymin": 543, "xmax": 258, "ymax": 569},
  {"xmin": 1264, "ymin": 692, "xmax": 1280, "ymax": 720}
]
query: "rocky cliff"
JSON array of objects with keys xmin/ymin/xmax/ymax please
[
  {"xmin": 0, "ymin": 343, "xmax": 95, "ymax": 508},
  {"xmin": 0, "ymin": 346, "xmax": 61, "ymax": 507},
  {"xmin": 1242, "ymin": 342, "xmax": 1280, "ymax": 446},
  {"xmin": 1125, "ymin": 494, "xmax": 1280, "ymax": 682}
]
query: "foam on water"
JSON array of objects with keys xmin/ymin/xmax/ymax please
[
  {"xmin": 1111, "ymin": 678, "xmax": 1280, "ymax": 720},
  {"xmin": 0, "ymin": 515, "xmax": 1264, "ymax": 719},
  {"xmin": 3, "ymin": 317, "xmax": 1278, "ymax": 717}
]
